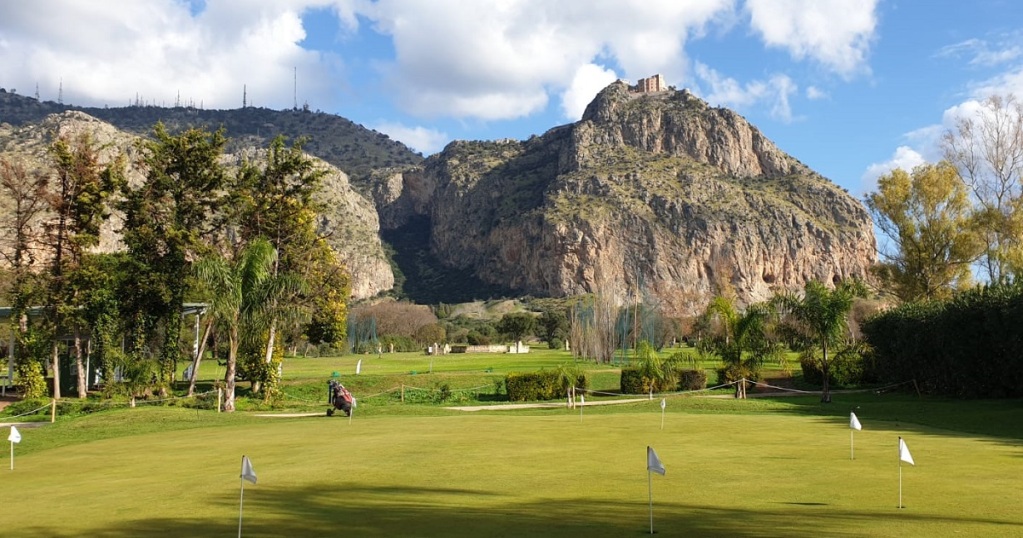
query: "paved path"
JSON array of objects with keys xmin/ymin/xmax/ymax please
[{"xmin": 446, "ymin": 397, "xmax": 650, "ymax": 412}]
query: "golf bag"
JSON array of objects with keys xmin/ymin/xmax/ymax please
[{"xmin": 327, "ymin": 379, "xmax": 353, "ymax": 417}]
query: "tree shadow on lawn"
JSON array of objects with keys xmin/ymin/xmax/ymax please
[
  {"xmin": 763, "ymin": 391, "xmax": 1023, "ymax": 451},
  {"xmin": 10, "ymin": 482, "xmax": 1023, "ymax": 537}
]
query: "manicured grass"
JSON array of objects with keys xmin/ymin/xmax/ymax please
[{"xmin": 2, "ymin": 393, "xmax": 1021, "ymax": 537}]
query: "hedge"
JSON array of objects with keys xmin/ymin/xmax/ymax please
[
  {"xmin": 861, "ymin": 283, "xmax": 1023, "ymax": 398},
  {"xmin": 505, "ymin": 371, "xmax": 588, "ymax": 401},
  {"xmin": 620, "ymin": 367, "xmax": 707, "ymax": 394}
]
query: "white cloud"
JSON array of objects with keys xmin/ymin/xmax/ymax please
[
  {"xmin": 938, "ymin": 36, "xmax": 1023, "ymax": 67},
  {"xmin": 862, "ymin": 146, "xmax": 926, "ymax": 190},
  {"xmin": 372, "ymin": 121, "xmax": 449, "ymax": 155},
  {"xmin": 805, "ymin": 86, "xmax": 827, "ymax": 100},
  {"xmin": 350, "ymin": 0, "xmax": 734, "ymax": 120},
  {"xmin": 0, "ymin": 0, "xmax": 339, "ymax": 109},
  {"xmin": 560, "ymin": 63, "xmax": 619, "ymax": 120},
  {"xmin": 746, "ymin": 0, "xmax": 878, "ymax": 78},
  {"xmin": 694, "ymin": 62, "xmax": 797, "ymax": 122}
]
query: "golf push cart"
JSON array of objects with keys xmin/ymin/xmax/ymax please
[{"xmin": 327, "ymin": 378, "xmax": 354, "ymax": 417}]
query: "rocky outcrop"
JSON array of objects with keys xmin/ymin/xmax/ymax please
[
  {"xmin": 0, "ymin": 111, "xmax": 393, "ymax": 300},
  {"xmin": 381, "ymin": 81, "xmax": 875, "ymax": 314}
]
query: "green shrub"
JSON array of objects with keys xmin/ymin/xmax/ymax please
[
  {"xmin": 862, "ymin": 282, "xmax": 1023, "ymax": 398},
  {"xmin": 800, "ymin": 348, "xmax": 865, "ymax": 388},
  {"xmin": 621, "ymin": 367, "xmax": 706, "ymax": 394},
  {"xmin": 678, "ymin": 369, "xmax": 708, "ymax": 391},
  {"xmin": 505, "ymin": 370, "xmax": 588, "ymax": 401},
  {"xmin": 15, "ymin": 360, "xmax": 46, "ymax": 399}
]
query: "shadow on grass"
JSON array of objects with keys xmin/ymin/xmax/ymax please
[
  {"xmin": 758, "ymin": 391, "xmax": 1023, "ymax": 451},
  {"xmin": 10, "ymin": 482, "xmax": 1023, "ymax": 537}
]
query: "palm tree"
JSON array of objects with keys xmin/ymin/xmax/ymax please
[
  {"xmin": 777, "ymin": 280, "xmax": 862, "ymax": 403},
  {"xmin": 703, "ymin": 297, "xmax": 782, "ymax": 398},
  {"xmin": 193, "ymin": 239, "xmax": 277, "ymax": 412}
]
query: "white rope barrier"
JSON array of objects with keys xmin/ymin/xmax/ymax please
[{"xmin": 3, "ymin": 404, "xmax": 52, "ymax": 420}]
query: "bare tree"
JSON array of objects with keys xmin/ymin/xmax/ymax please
[{"xmin": 943, "ymin": 94, "xmax": 1023, "ymax": 282}]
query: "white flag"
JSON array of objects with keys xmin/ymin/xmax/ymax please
[
  {"xmin": 241, "ymin": 456, "xmax": 257, "ymax": 484},
  {"xmin": 8, "ymin": 426, "xmax": 20, "ymax": 444},
  {"xmin": 580, "ymin": 395, "xmax": 585, "ymax": 405},
  {"xmin": 899, "ymin": 438, "xmax": 914, "ymax": 466},
  {"xmin": 660, "ymin": 398, "xmax": 666, "ymax": 410},
  {"xmin": 850, "ymin": 412, "xmax": 862, "ymax": 431},
  {"xmin": 647, "ymin": 446, "xmax": 665, "ymax": 476}
]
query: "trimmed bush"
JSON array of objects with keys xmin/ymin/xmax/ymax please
[
  {"xmin": 678, "ymin": 369, "xmax": 708, "ymax": 391},
  {"xmin": 862, "ymin": 283, "xmax": 1023, "ymax": 398},
  {"xmin": 621, "ymin": 367, "xmax": 707, "ymax": 394},
  {"xmin": 505, "ymin": 371, "xmax": 588, "ymax": 401}
]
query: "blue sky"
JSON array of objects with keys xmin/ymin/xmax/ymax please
[{"xmin": 2, "ymin": 0, "xmax": 1022, "ymax": 196}]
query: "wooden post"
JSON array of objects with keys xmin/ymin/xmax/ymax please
[
  {"xmin": 401, "ymin": 384, "xmax": 405, "ymax": 403},
  {"xmin": 217, "ymin": 388, "xmax": 223, "ymax": 412},
  {"xmin": 51, "ymin": 398, "xmax": 56, "ymax": 423}
]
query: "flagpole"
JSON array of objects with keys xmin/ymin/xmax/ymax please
[
  {"xmin": 898, "ymin": 460, "xmax": 903, "ymax": 509},
  {"xmin": 238, "ymin": 468, "xmax": 246, "ymax": 538},
  {"xmin": 850, "ymin": 429, "xmax": 854, "ymax": 460},
  {"xmin": 648, "ymin": 469, "xmax": 654, "ymax": 534},
  {"xmin": 9, "ymin": 440, "xmax": 13, "ymax": 470}
]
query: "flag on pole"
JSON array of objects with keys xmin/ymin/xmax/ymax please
[
  {"xmin": 580, "ymin": 394, "xmax": 585, "ymax": 405},
  {"xmin": 8, "ymin": 426, "xmax": 21, "ymax": 444},
  {"xmin": 241, "ymin": 456, "xmax": 257, "ymax": 484},
  {"xmin": 647, "ymin": 446, "xmax": 665, "ymax": 475},
  {"xmin": 356, "ymin": 359, "xmax": 362, "ymax": 375},
  {"xmin": 660, "ymin": 398, "xmax": 666, "ymax": 410},
  {"xmin": 850, "ymin": 411, "xmax": 862, "ymax": 431},
  {"xmin": 899, "ymin": 437, "xmax": 915, "ymax": 466}
]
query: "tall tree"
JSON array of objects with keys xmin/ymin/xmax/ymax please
[
  {"xmin": 0, "ymin": 157, "xmax": 49, "ymax": 396},
  {"xmin": 193, "ymin": 238, "xmax": 278, "ymax": 412},
  {"xmin": 777, "ymin": 280, "xmax": 864, "ymax": 403},
  {"xmin": 118, "ymin": 123, "xmax": 226, "ymax": 393},
  {"xmin": 864, "ymin": 161, "xmax": 982, "ymax": 302},
  {"xmin": 232, "ymin": 136, "xmax": 329, "ymax": 390},
  {"xmin": 43, "ymin": 133, "xmax": 119, "ymax": 398},
  {"xmin": 943, "ymin": 94, "xmax": 1023, "ymax": 282}
]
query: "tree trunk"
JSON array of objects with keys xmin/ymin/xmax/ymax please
[
  {"xmin": 820, "ymin": 343, "xmax": 832, "ymax": 403},
  {"xmin": 252, "ymin": 320, "xmax": 279, "ymax": 395},
  {"xmin": 187, "ymin": 318, "xmax": 214, "ymax": 397},
  {"xmin": 51, "ymin": 341, "xmax": 61, "ymax": 400},
  {"xmin": 74, "ymin": 326, "xmax": 87, "ymax": 398},
  {"xmin": 223, "ymin": 326, "xmax": 239, "ymax": 412}
]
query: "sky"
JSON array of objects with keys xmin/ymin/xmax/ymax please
[{"xmin": 1, "ymin": 0, "xmax": 1022, "ymax": 196}]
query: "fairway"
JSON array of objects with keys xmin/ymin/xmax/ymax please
[{"xmin": 2, "ymin": 401, "xmax": 1021, "ymax": 537}]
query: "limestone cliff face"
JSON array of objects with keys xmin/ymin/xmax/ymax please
[
  {"xmin": 385, "ymin": 82, "xmax": 875, "ymax": 313},
  {"xmin": 0, "ymin": 112, "xmax": 392, "ymax": 300}
]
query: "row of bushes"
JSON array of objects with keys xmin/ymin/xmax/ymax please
[
  {"xmin": 505, "ymin": 370, "xmax": 589, "ymax": 401},
  {"xmin": 862, "ymin": 283, "xmax": 1023, "ymax": 398},
  {"xmin": 620, "ymin": 367, "xmax": 708, "ymax": 394}
]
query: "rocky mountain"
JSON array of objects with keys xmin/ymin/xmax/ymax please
[
  {"xmin": 1, "ymin": 82, "xmax": 877, "ymax": 312},
  {"xmin": 375, "ymin": 81, "xmax": 876, "ymax": 314}
]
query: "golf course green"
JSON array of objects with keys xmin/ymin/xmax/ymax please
[{"xmin": 1, "ymin": 353, "xmax": 1020, "ymax": 537}]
